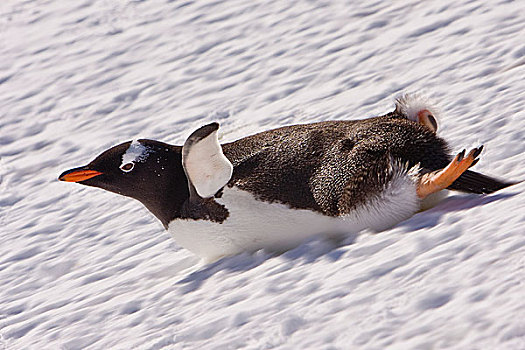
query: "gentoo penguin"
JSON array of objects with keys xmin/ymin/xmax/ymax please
[{"xmin": 59, "ymin": 94, "xmax": 515, "ymax": 261}]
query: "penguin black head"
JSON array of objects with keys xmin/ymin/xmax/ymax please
[{"xmin": 59, "ymin": 139, "xmax": 189, "ymax": 227}]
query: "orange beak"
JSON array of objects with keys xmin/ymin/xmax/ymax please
[{"xmin": 59, "ymin": 168, "xmax": 103, "ymax": 182}]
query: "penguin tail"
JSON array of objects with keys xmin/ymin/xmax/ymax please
[{"xmin": 447, "ymin": 170, "xmax": 518, "ymax": 194}]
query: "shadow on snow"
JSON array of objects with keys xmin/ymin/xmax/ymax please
[{"xmin": 176, "ymin": 190, "xmax": 519, "ymax": 291}]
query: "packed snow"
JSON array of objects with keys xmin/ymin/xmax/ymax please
[{"xmin": 1, "ymin": 0, "xmax": 524, "ymax": 349}]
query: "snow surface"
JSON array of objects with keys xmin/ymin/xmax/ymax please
[{"xmin": 1, "ymin": 0, "xmax": 524, "ymax": 349}]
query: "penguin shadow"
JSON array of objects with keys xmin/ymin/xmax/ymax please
[
  {"xmin": 176, "ymin": 253, "xmax": 269, "ymax": 293},
  {"xmin": 176, "ymin": 191, "xmax": 517, "ymax": 292},
  {"xmin": 176, "ymin": 234, "xmax": 358, "ymax": 292},
  {"xmin": 399, "ymin": 191, "xmax": 519, "ymax": 231}
]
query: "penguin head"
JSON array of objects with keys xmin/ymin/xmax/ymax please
[
  {"xmin": 394, "ymin": 93, "xmax": 439, "ymax": 133},
  {"xmin": 59, "ymin": 139, "xmax": 189, "ymax": 227}
]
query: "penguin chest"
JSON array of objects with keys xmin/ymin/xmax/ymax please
[
  {"xmin": 167, "ymin": 187, "xmax": 354, "ymax": 262},
  {"xmin": 168, "ymin": 169, "xmax": 425, "ymax": 262}
]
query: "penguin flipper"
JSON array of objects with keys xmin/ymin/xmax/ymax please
[
  {"xmin": 447, "ymin": 170, "xmax": 516, "ymax": 194},
  {"xmin": 182, "ymin": 122, "xmax": 233, "ymax": 199}
]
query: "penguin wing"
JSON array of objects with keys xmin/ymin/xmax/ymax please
[
  {"xmin": 182, "ymin": 122, "xmax": 233, "ymax": 198},
  {"xmin": 447, "ymin": 169, "xmax": 516, "ymax": 194}
]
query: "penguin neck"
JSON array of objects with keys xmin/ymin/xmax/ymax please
[
  {"xmin": 139, "ymin": 184, "xmax": 190, "ymax": 229},
  {"xmin": 134, "ymin": 146, "xmax": 191, "ymax": 229}
]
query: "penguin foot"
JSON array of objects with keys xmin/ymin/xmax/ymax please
[{"xmin": 417, "ymin": 146, "xmax": 483, "ymax": 198}]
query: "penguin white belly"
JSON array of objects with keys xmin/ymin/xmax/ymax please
[
  {"xmin": 168, "ymin": 187, "xmax": 354, "ymax": 262},
  {"xmin": 168, "ymin": 169, "xmax": 422, "ymax": 262}
]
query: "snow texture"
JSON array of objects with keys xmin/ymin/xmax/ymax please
[{"xmin": 1, "ymin": 0, "xmax": 524, "ymax": 349}]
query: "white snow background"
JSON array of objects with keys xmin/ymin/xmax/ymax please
[{"xmin": 1, "ymin": 0, "xmax": 524, "ymax": 349}]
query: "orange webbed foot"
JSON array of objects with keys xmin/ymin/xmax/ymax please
[{"xmin": 417, "ymin": 146, "xmax": 483, "ymax": 198}]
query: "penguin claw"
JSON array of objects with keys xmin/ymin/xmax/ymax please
[
  {"xmin": 472, "ymin": 145, "xmax": 483, "ymax": 159},
  {"xmin": 456, "ymin": 149, "xmax": 465, "ymax": 163},
  {"xmin": 417, "ymin": 146, "xmax": 483, "ymax": 198},
  {"xmin": 469, "ymin": 158, "xmax": 479, "ymax": 168}
]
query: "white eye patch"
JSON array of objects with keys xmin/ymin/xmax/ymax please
[{"xmin": 121, "ymin": 140, "xmax": 151, "ymax": 169}]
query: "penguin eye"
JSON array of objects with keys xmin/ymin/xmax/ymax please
[{"xmin": 120, "ymin": 162, "xmax": 135, "ymax": 172}]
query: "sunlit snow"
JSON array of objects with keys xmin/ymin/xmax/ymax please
[{"xmin": 1, "ymin": 0, "xmax": 524, "ymax": 349}]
